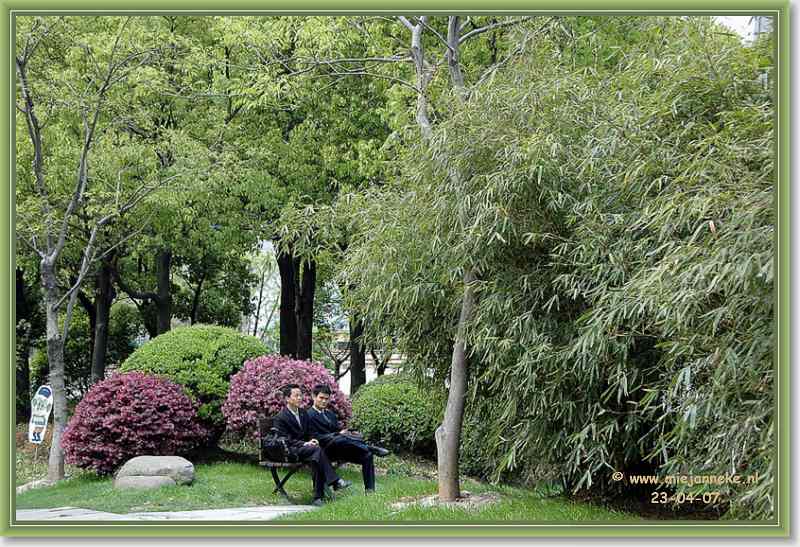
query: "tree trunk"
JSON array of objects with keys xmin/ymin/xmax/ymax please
[
  {"xmin": 295, "ymin": 259, "xmax": 316, "ymax": 360},
  {"xmin": 276, "ymin": 247, "xmax": 298, "ymax": 357},
  {"xmin": 155, "ymin": 248, "xmax": 172, "ymax": 334},
  {"xmin": 42, "ymin": 259, "xmax": 66, "ymax": 482},
  {"xmin": 349, "ymin": 317, "xmax": 366, "ymax": 395},
  {"xmin": 435, "ymin": 269, "xmax": 476, "ymax": 501},
  {"xmin": 91, "ymin": 257, "xmax": 115, "ymax": 384},
  {"xmin": 15, "ymin": 268, "xmax": 31, "ymax": 422},
  {"xmin": 409, "ymin": 18, "xmax": 434, "ymax": 140},
  {"xmin": 371, "ymin": 348, "xmax": 389, "ymax": 377},
  {"xmin": 406, "ymin": 15, "xmax": 481, "ymax": 503},
  {"xmin": 190, "ymin": 271, "xmax": 205, "ymax": 325},
  {"xmin": 76, "ymin": 288, "xmax": 96, "ymax": 357},
  {"xmin": 252, "ymin": 265, "xmax": 266, "ymax": 337}
]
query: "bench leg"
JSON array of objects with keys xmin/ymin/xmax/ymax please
[
  {"xmin": 271, "ymin": 468, "xmax": 291, "ymax": 499},
  {"xmin": 278, "ymin": 468, "xmax": 300, "ymax": 491}
]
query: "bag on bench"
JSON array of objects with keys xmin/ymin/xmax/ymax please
[{"xmin": 261, "ymin": 428, "xmax": 298, "ymax": 463}]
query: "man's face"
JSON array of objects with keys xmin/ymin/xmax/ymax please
[
  {"xmin": 313, "ymin": 392, "xmax": 331, "ymax": 410},
  {"xmin": 287, "ymin": 388, "xmax": 303, "ymax": 408}
]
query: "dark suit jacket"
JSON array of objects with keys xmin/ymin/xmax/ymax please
[
  {"xmin": 306, "ymin": 407, "xmax": 343, "ymax": 448},
  {"xmin": 273, "ymin": 407, "xmax": 312, "ymax": 450}
]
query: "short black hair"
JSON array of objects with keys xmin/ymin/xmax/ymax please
[
  {"xmin": 312, "ymin": 384, "xmax": 331, "ymax": 397},
  {"xmin": 281, "ymin": 384, "xmax": 301, "ymax": 399}
]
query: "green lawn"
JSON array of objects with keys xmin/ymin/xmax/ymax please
[
  {"xmin": 276, "ymin": 470, "xmax": 639, "ymax": 522},
  {"xmin": 16, "ymin": 454, "xmax": 638, "ymax": 522}
]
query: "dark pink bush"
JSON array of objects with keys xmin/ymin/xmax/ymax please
[
  {"xmin": 223, "ymin": 355, "xmax": 352, "ymax": 440},
  {"xmin": 62, "ymin": 372, "xmax": 208, "ymax": 475}
]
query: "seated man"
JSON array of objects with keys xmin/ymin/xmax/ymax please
[
  {"xmin": 273, "ymin": 384, "xmax": 351, "ymax": 506},
  {"xmin": 306, "ymin": 384, "xmax": 389, "ymax": 494}
]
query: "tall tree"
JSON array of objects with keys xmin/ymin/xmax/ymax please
[
  {"xmin": 372, "ymin": 14, "xmax": 536, "ymax": 501},
  {"xmin": 15, "ymin": 16, "xmax": 172, "ymax": 481}
]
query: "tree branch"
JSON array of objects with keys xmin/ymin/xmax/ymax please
[
  {"xmin": 15, "ymin": 56, "xmax": 53, "ymax": 250},
  {"xmin": 320, "ymin": 69, "xmax": 417, "ymax": 93},
  {"xmin": 111, "ymin": 262, "xmax": 157, "ymax": 303},
  {"xmin": 398, "ymin": 16, "xmax": 415, "ymax": 31},
  {"xmin": 335, "ymin": 364, "xmax": 352, "ymax": 381},
  {"xmin": 18, "ymin": 234, "xmax": 44, "ymax": 259},
  {"xmin": 415, "ymin": 16, "xmax": 454, "ymax": 55},
  {"xmin": 459, "ymin": 16, "xmax": 536, "ymax": 44}
]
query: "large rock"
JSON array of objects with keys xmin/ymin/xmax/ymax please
[
  {"xmin": 114, "ymin": 476, "xmax": 176, "ymax": 490},
  {"xmin": 115, "ymin": 455, "xmax": 195, "ymax": 485}
]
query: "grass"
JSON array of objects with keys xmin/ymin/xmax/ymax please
[
  {"xmin": 16, "ymin": 462, "xmax": 636, "ymax": 522},
  {"xmin": 276, "ymin": 472, "xmax": 640, "ymax": 522},
  {"xmin": 15, "ymin": 425, "xmax": 54, "ymax": 487},
  {"xmin": 15, "ymin": 425, "xmax": 638, "ymax": 522}
]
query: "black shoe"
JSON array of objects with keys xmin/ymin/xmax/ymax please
[
  {"xmin": 369, "ymin": 445, "xmax": 390, "ymax": 457},
  {"xmin": 332, "ymin": 478, "xmax": 352, "ymax": 491},
  {"xmin": 311, "ymin": 498, "xmax": 325, "ymax": 507}
]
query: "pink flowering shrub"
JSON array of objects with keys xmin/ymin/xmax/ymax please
[
  {"xmin": 62, "ymin": 372, "xmax": 208, "ymax": 475},
  {"xmin": 223, "ymin": 355, "xmax": 352, "ymax": 440}
]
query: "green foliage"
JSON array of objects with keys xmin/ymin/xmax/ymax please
[
  {"xmin": 119, "ymin": 325, "xmax": 268, "ymax": 440},
  {"xmin": 30, "ymin": 304, "xmax": 145, "ymax": 400},
  {"xmin": 13, "ymin": 14, "xmax": 776, "ymax": 520},
  {"xmin": 342, "ymin": 17, "xmax": 774, "ymax": 519},
  {"xmin": 350, "ymin": 375, "xmax": 443, "ymax": 454}
]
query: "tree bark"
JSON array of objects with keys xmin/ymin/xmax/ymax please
[
  {"xmin": 189, "ymin": 270, "xmax": 205, "ymax": 325},
  {"xmin": 349, "ymin": 317, "xmax": 366, "ymax": 395},
  {"xmin": 295, "ymin": 258, "xmax": 316, "ymax": 360},
  {"xmin": 76, "ymin": 288, "xmax": 96, "ymax": 355},
  {"xmin": 252, "ymin": 265, "xmax": 266, "ymax": 336},
  {"xmin": 409, "ymin": 17, "xmax": 434, "ymax": 140},
  {"xmin": 112, "ymin": 249, "xmax": 171, "ymax": 337},
  {"xmin": 42, "ymin": 258, "xmax": 66, "ymax": 482},
  {"xmin": 435, "ymin": 270, "xmax": 476, "ymax": 501},
  {"xmin": 371, "ymin": 347, "xmax": 390, "ymax": 377},
  {"xmin": 276, "ymin": 247, "xmax": 298, "ymax": 357},
  {"xmin": 155, "ymin": 248, "xmax": 172, "ymax": 334},
  {"xmin": 91, "ymin": 257, "xmax": 116, "ymax": 383}
]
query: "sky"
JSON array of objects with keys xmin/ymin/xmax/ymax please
[{"xmin": 714, "ymin": 15, "xmax": 753, "ymax": 39}]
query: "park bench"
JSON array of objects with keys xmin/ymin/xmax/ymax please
[
  {"xmin": 258, "ymin": 416, "xmax": 345, "ymax": 500},
  {"xmin": 258, "ymin": 417, "xmax": 306, "ymax": 499}
]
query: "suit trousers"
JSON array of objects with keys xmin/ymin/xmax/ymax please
[
  {"xmin": 324, "ymin": 436, "xmax": 375, "ymax": 490},
  {"xmin": 295, "ymin": 444, "xmax": 339, "ymax": 499}
]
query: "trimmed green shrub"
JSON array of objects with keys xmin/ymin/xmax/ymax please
[
  {"xmin": 119, "ymin": 325, "xmax": 267, "ymax": 441},
  {"xmin": 350, "ymin": 375, "xmax": 442, "ymax": 454}
]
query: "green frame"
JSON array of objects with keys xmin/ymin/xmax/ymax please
[{"xmin": 1, "ymin": 2, "xmax": 790, "ymax": 538}]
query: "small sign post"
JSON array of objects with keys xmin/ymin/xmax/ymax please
[{"xmin": 28, "ymin": 385, "xmax": 53, "ymax": 445}]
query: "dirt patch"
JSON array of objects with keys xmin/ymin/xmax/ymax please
[
  {"xmin": 16, "ymin": 423, "xmax": 52, "ymax": 454},
  {"xmin": 390, "ymin": 490, "xmax": 502, "ymax": 511}
]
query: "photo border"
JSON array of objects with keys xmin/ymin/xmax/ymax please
[{"xmin": 1, "ymin": 0, "xmax": 790, "ymax": 537}]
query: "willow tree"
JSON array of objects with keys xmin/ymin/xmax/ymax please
[
  {"xmin": 344, "ymin": 16, "xmax": 775, "ymax": 518},
  {"xmin": 306, "ymin": 15, "xmax": 546, "ymax": 500}
]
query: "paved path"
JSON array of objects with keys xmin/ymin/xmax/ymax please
[{"xmin": 16, "ymin": 505, "xmax": 316, "ymax": 521}]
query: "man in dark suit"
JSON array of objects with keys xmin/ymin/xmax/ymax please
[
  {"xmin": 273, "ymin": 384, "xmax": 351, "ymax": 506},
  {"xmin": 307, "ymin": 384, "xmax": 389, "ymax": 494}
]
